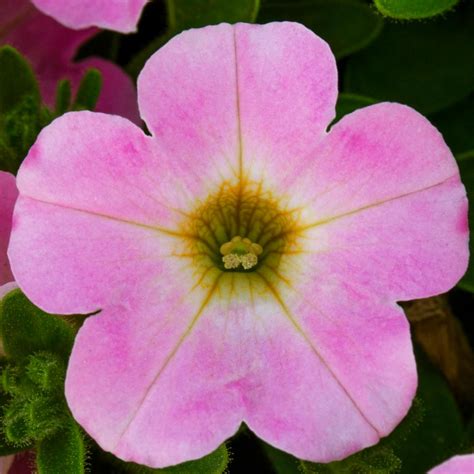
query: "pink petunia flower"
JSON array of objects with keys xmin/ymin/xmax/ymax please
[
  {"xmin": 429, "ymin": 454, "xmax": 474, "ymax": 473},
  {"xmin": 0, "ymin": 0, "xmax": 140, "ymax": 123},
  {"xmin": 0, "ymin": 171, "xmax": 17, "ymax": 297},
  {"xmin": 8, "ymin": 23, "xmax": 469, "ymax": 467},
  {"xmin": 0, "ymin": 172, "xmax": 29, "ymax": 473},
  {"xmin": 31, "ymin": 0, "xmax": 148, "ymax": 34}
]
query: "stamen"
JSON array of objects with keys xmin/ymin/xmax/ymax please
[
  {"xmin": 222, "ymin": 253, "xmax": 241, "ymax": 269},
  {"xmin": 220, "ymin": 236, "xmax": 263, "ymax": 270}
]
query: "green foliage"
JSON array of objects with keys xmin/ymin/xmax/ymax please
[
  {"xmin": 335, "ymin": 93, "xmax": 377, "ymax": 123},
  {"xmin": 260, "ymin": 442, "xmax": 301, "ymax": 474},
  {"xmin": 0, "ymin": 289, "xmax": 74, "ymax": 361},
  {"xmin": 302, "ymin": 447, "xmax": 401, "ymax": 473},
  {"xmin": 456, "ymin": 151, "xmax": 474, "ymax": 292},
  {"xmin": 258, "ymin": 0, "xmax": 383, "ymax": 59},
  {"xmin": 0, "ymin": 47, "xmax": 103, "ymax": 174},
  {"xmin": 345, "ymin": 2, "xmax": 474, "ymax": 114},
  {"xmin": 0, "ymin": 289, "xmax": 88, "ymax": 472},
  {"xmin": 431, "ymin": 93, "xmax": 474, "ymax": 155},
  {"xmin": 374, "ymin": 0, "xmax": 459, "ymax": 19},
  {"xmin": 167, "ymin": 0, "xmax": 260, "ymax": 30},
  {"xmin": 106, "ymin": 443, "xmax": 229, "ymax": 474},
  {"xmin": 0, "ymin": 46, "xmax": 40, "ymax": 115},
  {"xmin": 36, "ymin": 421, "xmax": 88, "ymax": 474},
  {"xmin": 72, "ymin": 69, "xmax": 103, "ymax": 111},
  {"xmin": 55, "ymin": 80, "xmax": 72, "ymax": 117}
]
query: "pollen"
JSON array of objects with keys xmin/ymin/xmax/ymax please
[{"xmin": 220, "ymin": 236, "xmax": 263, "ymax": 270}]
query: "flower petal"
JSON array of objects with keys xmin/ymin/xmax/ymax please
[
  {"xmin": 287, "ymin": 103, "xmax": 468, "ymax": 299},
  {"xmin": 138, "ymin": 22, "xmax": 337, "ymax": 199},
  {"xmin": 429, "ymin": 454, "xmax": 474, "ymax": 474},
  {"xmin": 66, "ymin": 273, "xmax": 413, "ymax": 466},
  {"xmin": 30, "ymin": 0, "xmax": 147, "ymax": 33},
  {"xmin": 1, "ymin": 6, "xmax": 95, "ymax": 71},
  {"xmin": 9, "ymin": 112, "xmax": 186, "ymax": 313},
  {"xmin": 0, "ymin": 172, "xmax": 17, "ymax": 286},
  {"xmin": 0, "ymin": 455, "xmax": 13, "ymax": 474},
  {"xmin": 1, "ymin": 6, "xmax": 139, "ymax": 122}
]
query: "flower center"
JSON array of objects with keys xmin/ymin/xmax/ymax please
[
  {"xmin": 180, "ymin": 181, "xmax": 303, "ymax": 281},
  {"xmin": 220, "ymin": 236, "xmax": 263, "ymax": 270}
]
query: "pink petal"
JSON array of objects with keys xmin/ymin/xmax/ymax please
[
  {"xmin": 0, "ymin": 456, "xmax": 13, "ymax": 474},
  {"xmin": 0, "ymin": 172, "xmax": 18, "ymax": 286},
  {"xmin": 30, "ymin": 0, "xmax": 147, "ymax": 33},
  {"xmin": 9, "ymin": 112, "xmax": 182, "ymax": 314},
  {"xmin": 8, "ymin": 452, "xmax": 34, "ymax": 474},
  {"xmin": 66, "ymin": 276, "xmax": 413, "ymax": 466},
  {"xmin": 285, "ymin": 103, "xmax": 468, "ymax": 300},
  {"xmin": 138, "ymin": 22, "xmax": 337, "ymax": 197},
  {"xmin": 0, "ymin": 5, "xmax": 139, "ymax": 123},
  {"xmin": 8, "ymin": 23, "xmax": 468, "ymax": 468},
  {"xmin": 0, "ymin": 5, "xmax": 95, "ymax": 72},
  {"xmin": 429, "ymin": 455, "xmax": 474, "ymax": 474}
]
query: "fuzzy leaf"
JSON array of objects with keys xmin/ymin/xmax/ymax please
[
  {"xmin": 36, "ymin": 421, "xmax": 87, "ymax": 474},
  {"xmin": 345, "ymin": 2, "xmax": 474, "ymax": 114},
  {"xmin": 108, "ymin": 444, "xmax": 229, "ymax": 474},
  {"xmin": 0, "ymin": 289, "xmax": 74, "ymax": 362},
  {"xmin": 0, "ymin": 387, "xmax": 32, "ymax": 455},
  {"xmin": 374, "ymin": 0, "xmax": 459, "ymax": 19},
  {"xmin": 258, "ymin": 0, "xmax": 383, "ymax": 59},
  {"xmin": 0, "ymin": 46, "xmax": 40, "ymax": 115}
]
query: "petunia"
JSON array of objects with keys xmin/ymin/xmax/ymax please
[
  {"xmin": 429, "ymin": 454, "xmax": 474, "ymax": 473},
  {"xmin": 0, "ymin": 171, "xmax": 28, "ymax": 474},
  {"xmin": 8, "ymin": 23, "xmax": 469, "ymax": 467},
  {"xmin": 0, "ymin": 171, "xmax": 17, "ymax": 297},
  {"xmin": 30, "ymin": 0, "xmax": 148, "ymax": 34},
  {"xmin": 0, "ymin": 0, "xmax": 140, "ymax": 123}
]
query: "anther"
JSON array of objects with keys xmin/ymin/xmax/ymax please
[{"xmin": 220, "ymin": 236, "xmax": 263, "ymax": 270}]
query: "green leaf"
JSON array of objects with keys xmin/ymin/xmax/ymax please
[
  {"xmin": 0, "ymin": 384, "xmax": 32, "ymax": 455},
  {"xmin": 36, "ymin": 421, "xmax": 87, "ymax": 474},
  {"xmin": 72, "ymin": 68, "xmax": 102, "ymax": 111},
  {"xmin": 55, "ymin": 80, "xmax": 72, "ymax": 117},
  {"xmin": 430, "ymin": 93, "xmax": 474, "ymax": 155},
  {"xmin": 260, "ymin": 442, "xmax": 301, "ymax": 474},
  {"xmin": 456, "ymin": 151, "xmax": 474, "ymax": 292},
  {"xmin": 167, "ymin": 0, "xmax": 260, "ymax": 31},
  {"xmin": 258, "ymin": 0, "xmax": 383, "ymax": 59},
  {"xmin": 0, "ymin": 289, "xmax": 75, "ymax": 362},
  {"xmin": 108, "ymin": 444, "xmax": 229, "ymax": 474},
  {"xmin": 335, "ymin": 93, "xmax": 376, "ymax": 122},
  {"xmin": 0, "ymin": 46, "xmax": 40, "ymax": 115},
  {"xmin": 374, "ymin": 0, "xmax": 459, "ymax": 19},
  {"xmin": 344, "ymin": 2, "xmax": 474, "ymax": 114},
  {"xmin": 301, "ymin": 447, "xmax": 401, "ymax": 473}
]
